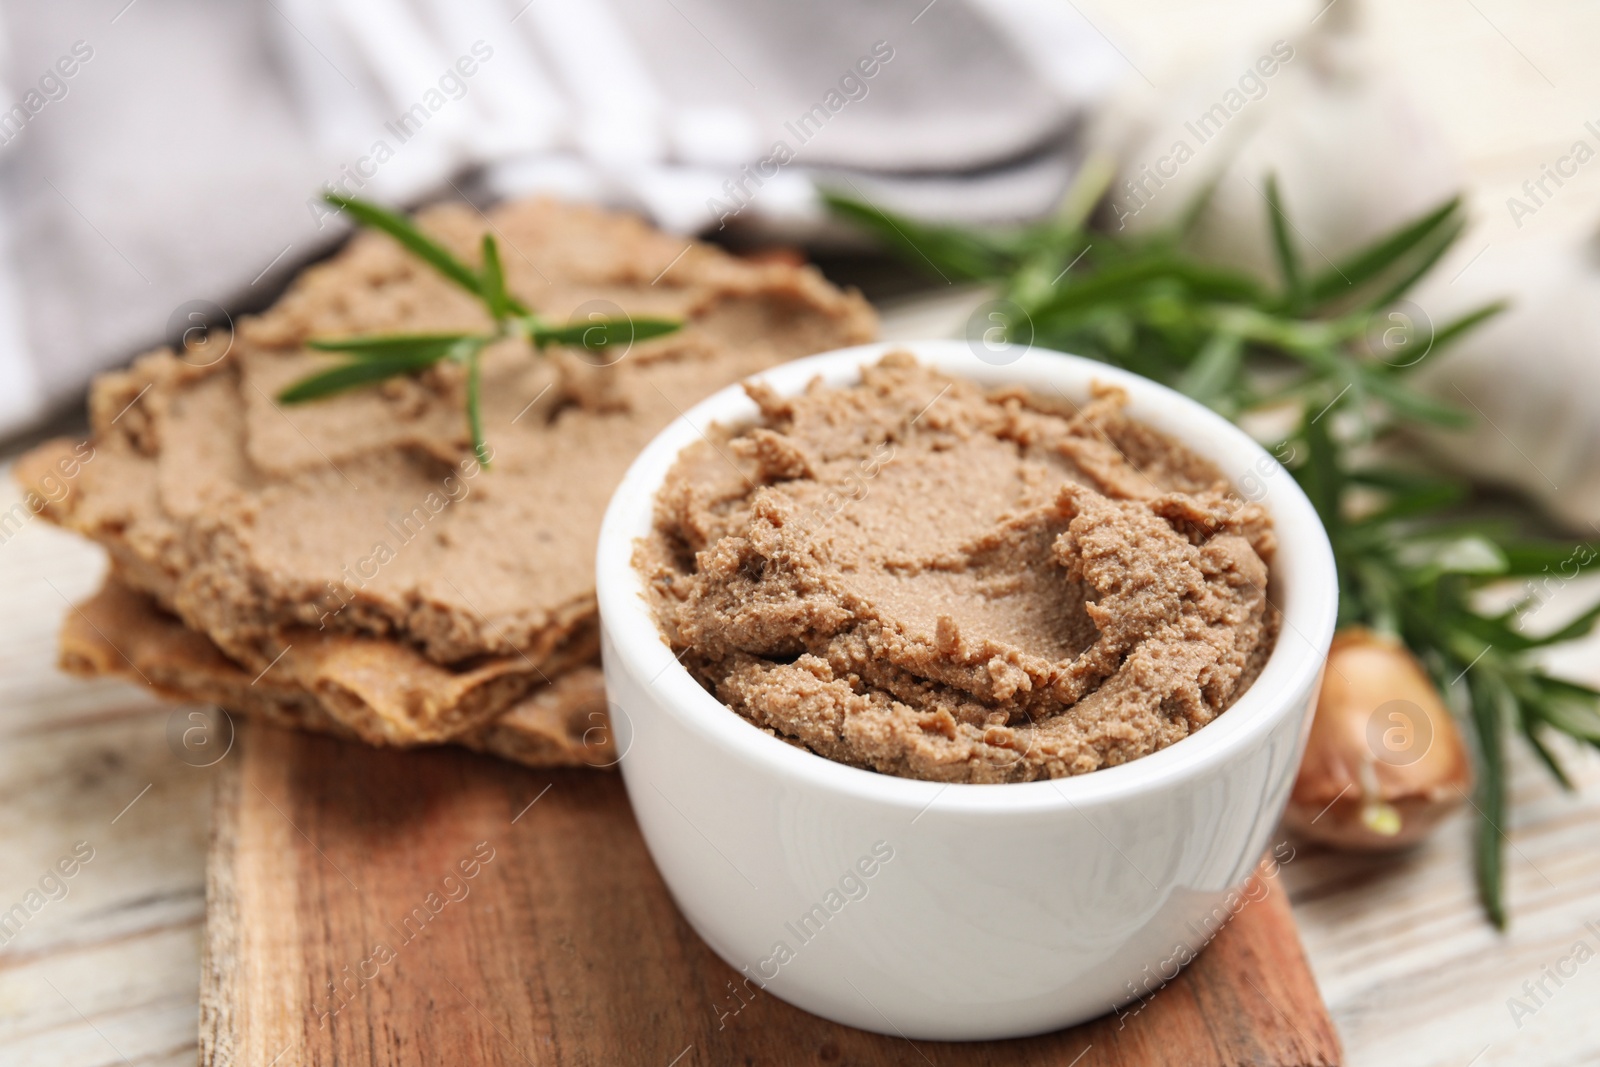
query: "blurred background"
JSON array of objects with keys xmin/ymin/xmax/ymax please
[
  {"xmin": 2, "ymin": 1, "xmax": 1599, "ymax": 1064},
  {"xmin": 4, "ymin": 0, "xmax": 1599, "ymax": 525}
]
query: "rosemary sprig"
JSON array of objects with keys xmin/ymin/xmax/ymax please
[
  {"xmin": 827, "ymin": 178, "xmax": 1600, "ymax": 928},
  {"xmin": 279, "ymin": 193, "xmax": 681, "ymax": 467}
]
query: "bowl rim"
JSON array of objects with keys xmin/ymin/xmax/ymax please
[{"xmin": 595, "ymin": 339, "xmax": 1338, "ymax": 815}]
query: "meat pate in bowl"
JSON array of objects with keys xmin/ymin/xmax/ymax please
[{"xmin": 594, "ymin": 339, "xmax": 1336, "ymax": 1040}]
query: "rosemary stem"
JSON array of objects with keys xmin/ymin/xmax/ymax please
[{"xmin": 466, "ymin": 348, "xmax": 489, "ymax": 470}]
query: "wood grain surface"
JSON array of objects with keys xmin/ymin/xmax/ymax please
[
  {"xmin": 200, "ymin": 719, "xmax": 1340, "ymax": 1067},
  {"xmin": 11, "ymin": 472, "xmax": 1600, "ymax": 1067}
]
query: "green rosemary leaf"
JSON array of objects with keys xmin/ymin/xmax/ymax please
[
  {"xmin": 1297, "ymin": 409, "xmax": 1345, "ymax": 535},
  {"xmin": 1347, "ymin": 465, "xmax": 1466, "ymax": 494},
  {"xmin": 1263, "ymin": 174, "xmax": 1304, "ymax": 310},
  {"xmin": 1363, "ymin": 216, "xmax": 1466, "ymax": 313},
  {"xmin": 1170, "ymin": 262, "xmax": 1270, "ymax": 303},
  {"xmin": 1466, "ymin": 670, "xmax": 1508, "ymax": 929},
  {"xmin": 324, "ymin": 193, "xmax": 483, "ymax": 299},
  {"xmin": 1493, "ymin": 539, "xmax": 1600, "ymax": 575},
  {"xmin": 1358, "ymin": 367, "xmax": 1474, "ymax": 429},
  {"xmin": 1517, "ymin": 599, "xmax": 1600, "ymax": 648},
  {"xmin": 1348, "ymin": 481, "xmax": 1466, "ymax": 527},
  {"xmin": 1054, "ymin": 152, "xmax": 1116, "ymax": 234},
  {"xmin": 306, "ymin": 333, "xmax": 477, "ymax": 360},
  {"xmin": 627, "ymin": 318, "xmax": 683, "ymax": 342},
  {"xmin": 1350, "ymin": 557, "xmax": 1398, "ymax": 633},
  {"xmin": 479, "ymin": 235, "xmax": 513, "ymax": 321},
  {"xmin": 822, "ymin": 190, "xmax": 1014, "ymax": 281},
  {"xmin": 278, "ymin": 351, "xmax": 446, "ymax": 403},
  {"xmin": 1304, "ymin": 197, "xmax": 1462, "ymax": 306},
  {"xmin": 1455, "ymin": 596, "xmax": 1600, "ymax": 657},
  {"xmin": 1534, "ymin": 674, "xmax": 1600, "ymax": 701},
  {"xmin": 1171, "ymin": 174, "xmax": 1223, "ymax": 241},
  {"xmin": 1428, "ymin": 300, "xmax": 1509, "ymax": 355},
  {"xmin": 531, "ymin": 316, "xmax": 681, "ymax": 352},
  {"xmin": 1031, "ymin": 256, "xmax": 1258, "ymax": 323},
  {"xmin": 1539, "ymin": 689, "xmax": 1600, "ymax": 739},
  {"xmin": 464, "ymin": 343, "xmax": 489, "ymax": 469},
  {"xmin": 1453, "ymin": 611, "xmax": 1542, "ymax": 654},
  {"xmin": 1519, "ymin": 717, "xmax": 1575, "ymax": 791},
  {"xmin": 1175, "ymin": 331, "xmax": 1243, "ymax": 410}
]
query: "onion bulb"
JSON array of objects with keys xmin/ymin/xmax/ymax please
[{"xmin": 1285, "ymin": 627, "xmax": 1473, "ymax": 850}]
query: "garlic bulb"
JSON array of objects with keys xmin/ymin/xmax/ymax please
[
  {"xmin": 1409, "ymin": 231, "xmax": 1600, "ymax": 532},
  {"xmin": 1285, "ymin": 628, "xmax": 1473, "ymax": 851},
  {"xmin": 1089, "ymin": 1, "xmax": 1459, "ymax": 282}
]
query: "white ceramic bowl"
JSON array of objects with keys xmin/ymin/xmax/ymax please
[{"xmin": 594, "ymin": 340, "xmax": 1337, "ymax": 1040}]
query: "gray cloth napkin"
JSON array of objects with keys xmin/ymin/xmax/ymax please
[{"xmin": 0, "ymin": 0, "xmax": 1117, "ymax": 439}]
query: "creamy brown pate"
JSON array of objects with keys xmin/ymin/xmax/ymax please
[
  {"xmin": 21, "ymin": 197, "xmax": 874, "ymax": 746},
  {"xmin": 638, "ymin": 354, "xmax": 1279, "ymax": 783}
]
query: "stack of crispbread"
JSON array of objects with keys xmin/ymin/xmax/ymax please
[{"xmin": 17, "ymin": 197, "xmax": 874, "ymax": 767}]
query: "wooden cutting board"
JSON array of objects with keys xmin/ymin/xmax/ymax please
[{"xmin": 200, "ymin": 720, "xmax": 1342, "ymax": 1066}]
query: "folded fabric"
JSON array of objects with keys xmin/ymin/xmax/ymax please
[{"xmin": 0, "ymin": 0, "xmax": 1116, "ymax": 440}]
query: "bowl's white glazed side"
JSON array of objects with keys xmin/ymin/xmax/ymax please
[
  {"xmin": 596, "ymin": 340, "xmax": 1337, "ymax": 1039},
  {"xmin": 606, "ymin": 629, "xmax": 1319, "ymax": 1039}
]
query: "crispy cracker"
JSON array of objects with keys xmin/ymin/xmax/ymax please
[
  {"xmin": 60, "ymin": 578, "xmax": 614, "ymax": 768},
  {"xmin": 18, "ymin": 197, "xmax": 875, "ymax": 746}
]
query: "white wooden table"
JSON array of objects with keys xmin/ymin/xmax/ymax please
[
  {"xmin": 3, "ymin": 427, "xmax": 1599, "ymax": 1067},
  {"xmin": 0, "ymin": 486, "xmax": 210, "ymax": 1067}
]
